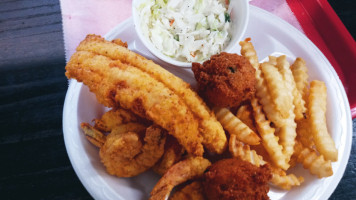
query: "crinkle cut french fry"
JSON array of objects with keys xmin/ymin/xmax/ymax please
[
  {"xmin": 215, "ymin": 107, "xmax": 260, "ymax": 145},
  {"xmin": 296, "ymin": 118, "xmax": 314, "ymax": 148},
  {"xmin": 291, "ymin": 57, "xmax": 309, "ymax": 102},
  {"xmin": 229, "ymin": 135, "xmax": 266, "ymax": 167},
  {"xmin": 277, "ymin": 110, "xmax": 297, "ymax": 164},
  {"xmin": 261, "ymin": 57, "xmax": 299, "ymax": 166},
  {"xmin": 250, "ymin": 143, "xmax": 272, "ymax": 163},
  {"xmin": 270, "ymin": 171, "xmax": 304, "ymax": 190},
  {"xmin": 254, "ymin": 65, "xmax": 285, "ymax": 128},
  {"xmin": 239, "ymin": 40, "xmax": 286, "ymax": 127},
  {"xmin": 261, "ymin": 62, "xmax": 292, "ymax": 118},
  {"xmin": 236, "ymin": 105, "xmax": 250, "ymax": 121},
  {"xmin": 294, "ymin": 142, "xmax": 333, "ymax": 178},
  {"xmin": 263, "ymin": 57, "xmax": 298, "ymax": 162},
  {"xmin": 276, "ymin": 56, "xmax": 306, "ymax": 121},
  {"xmin": 236, "ymin": 105, "xmax": 257, "ymax": 133},
  {"xmin": 251, "ymin": 98, "xmax": 289, "ymax": 170},
  {"xmin": 308, "ymin": 80, "xmax": 338, "ymax": 162},
  {"xmin": 239, "ymin": 39, "xmax": 259, "ymax": 70}
]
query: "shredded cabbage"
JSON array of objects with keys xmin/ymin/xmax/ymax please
[{"xmin": 138, "ymin": 0, "xmax": 231, "ymax": 63}]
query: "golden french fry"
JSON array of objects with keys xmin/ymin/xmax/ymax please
[
  {"xmin": 270, "ymin": 171, "xmax": 304, "ymax": 190},
  {"xmin": 250, "ymin": 143, "xmax": 272, "ymax": 163},
  {"xmin": 240, "ymin": 40, "xmax": 284, "ymax": 127},
  {"xmin": 251, "ymin": 98, "xmax": 289, "ymax": 170},
  {"xmin": 215, "ymin": 107, "xmax": 260, "ymax": 145},
  {"xmin": 291, "ymin": 57, "xmax": 309, "ymax": 102},
  {"xmin": 277, "ymin": 112, "xmax": 297, "ymax": 164},
  {"xmin": 308, "ymin": 80, "xmax": 338, "ymax": 161},
  {"xmin": 296, "ymin": 118, "xmax": 315, "ymax": 149},
  {"xmin": 261, "ymin": 57, "xmax": 298, "ymax": 162},
  {"xmin": 261, "ymin": 62, "xmax": 292, "ymax": 118},
  {"xmin": 288, "ymin": 153, "xmax": 298, "ymax": 168},
  {"xmin": 294, "ymin": 142, "xmax": 333, "ymax": 178},
  {"xmin": 236, "ymin": 104, "xmax": 257, "ymax": 133},
  {"xmin": 229, "ymin": 135, "xmax": 266, "ymax": 167},
  {"xmin": 260, "ymin": 63, "xmax": 297, "ymax": 162},
  {"xmin": 239, "ymin": 39, "xmax": 259, "ymax": 70},
  {"xmin": 236, "ymin": 105, "xmax": 249, "ymax": 119},
  {"xmin": 276, "ymin": 56, "xmax": 306, "ymax": 121},
  {"xmin": 240, "ymin": 40, "xmax": 335, "ymax": 186},
  {"xmin": 254, "ymin": 65, "xmax": 285, "ymax": 128}
]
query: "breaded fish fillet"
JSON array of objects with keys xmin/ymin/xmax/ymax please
[
  {"xmin": 66, "ymin": 50, "xmax": 204, "ymax": 156},
  {"xmin": 75, "ymin": 34, "xmax": 227, "ymax": 154}
]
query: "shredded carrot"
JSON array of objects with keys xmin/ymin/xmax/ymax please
[
  {"xmin": 245, "ymin": 37, "xmax": 251, "ymax": 42},
  {"xmin": 190, "ymin": 52, "xmax": 196, "ymax": 57},
  {"xmin": 169, "ymin": 19, "xmax": 175, "ymax": 26}
]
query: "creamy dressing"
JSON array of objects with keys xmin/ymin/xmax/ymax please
[{"xmin": 138, "ymin": 0, "xmax": 231, "ymax": 62}]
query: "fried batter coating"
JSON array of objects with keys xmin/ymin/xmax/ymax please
[
  {"xmin": 150, "ymin": 157, "xmax": 211, "ymax": 200},
  {"xmin": 75, "ymin": 34, "xmax": 226, "ymax": 154},
  {"xmin": 100, "ymin": 124, "xmax": 166, "ymax": 177},
  {"xmin": 170, "ymin": 181, "xmax": 205, "ymax": 200},
  {"xmin": 192, "ymin": 52, "xmax": 256, "ymax": 108},
  {"xmin": 94, "ymin": 108, "xmax": 146, "ymax": 132},
  {"xmin": 203, "ymin": 158, "xmax": 271, "ymax": 200},
  {"xmin": 66, "ymin": 49, "xmax": 203, "ymax": 156},
  {"xmin": 81, "ymin": 123, "xmax": 166, "ymax": 177},
  {"xmin": 81, "ymin": 122, "xmax": 106, "ymax": 148},
  {"xmin": 112, "ymin": 38, "xmax": 128, "ymax": 48},
  {"xmin": 153, "ymin": 135, "xmax": 185, "ymax": 175}
]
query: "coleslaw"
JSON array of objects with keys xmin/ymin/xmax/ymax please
[{"xmin": 138, "ymin": 0, "xmax": 232, "ymax": 62}]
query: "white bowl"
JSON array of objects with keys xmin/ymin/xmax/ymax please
[{"xmin": 132, "ymin": 0, "xmax": 250, "ymax": 68}]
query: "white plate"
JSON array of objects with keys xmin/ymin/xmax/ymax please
[{"xmin": 63, "ymin": 5, "xmax": 352, "ymax": 200}]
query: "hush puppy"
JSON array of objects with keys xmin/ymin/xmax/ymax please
[
  {"xmin": 203, "ymin": 158, "xmax": 272, "ymax": 200},
  {"xmin": 192, "ymin": 52, "xmax": 256, "ymax": 107}
]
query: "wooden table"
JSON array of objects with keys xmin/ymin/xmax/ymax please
[{"xmin": 0, "ymin": 0, "xmax": 355, "ymax": 199}]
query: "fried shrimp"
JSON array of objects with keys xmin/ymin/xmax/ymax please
[
  {"xmin": 169, "ymin": 181, "xmax": 205, "ymax": 200},
  {"xmin": 81, "ymin": 122, "xmax": 106, "ymax": 148},
  {"xmin": 93, "ymin": 108, "xmax": 146, "ymax": 132},
  {"xmin": 153, "ymin": 135, "xmax": 185, "ymax": 176},
  {"xmin": 74, "ymin": 34, "xmax": 227, "ymax": 154},
  {"xmin": 66, "ymin": 49, "xmax": 203, "ymax": 156},
  {"xmin": 81, "ymin": 123, "xmax": 166, "ymax": 177},
  {"xmin": 150, "ymin": 157, "xmax": 211, "ymax": 200}
]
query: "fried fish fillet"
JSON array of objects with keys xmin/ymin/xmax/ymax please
[
  {"xmin": 66, "ymin": 50, "xmax": 204, "ymax": 156},
  {"xmin": 75, "ymin": 34, "xmax": 227, "ymax": 154}
]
